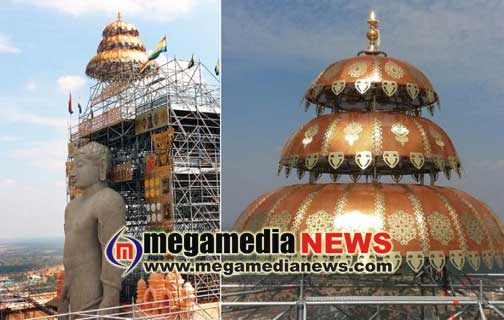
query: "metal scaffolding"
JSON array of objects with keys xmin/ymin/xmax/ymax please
[
  {"xmin": 222, "ymin": 266, "xmax": 504, "ymax": 319},
  {"xmin": 67, "ymin": 58, "xmax": 221, "ymax": 310}
]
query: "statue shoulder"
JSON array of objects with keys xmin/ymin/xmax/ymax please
[{"xmin": 96, "ymin": 187, "xmax": 126, "ymax": 207}]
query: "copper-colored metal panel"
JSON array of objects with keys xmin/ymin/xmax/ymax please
[{"xmin": 235, "ymin": 183, "xmax": 504, "ymax": 272}]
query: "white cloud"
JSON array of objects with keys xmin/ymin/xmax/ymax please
[
  {"xmin": 0, "ymin": 107, "xmax": 67, "ymax": 131},
  {"xmin": 11, "ymin": 139, "xmax": 67, "ymax": 172},
  {"xmin": 25, "ymin": 80, "xmax": 37, "ymax": 92},
  {"xmin": 26, "ymin": 0, "xmax": 197, "ymax": 21},
  {"xmin": 0, "ymin": 178, "xmax": 16, "ymax": 186},
  {"xmin": 57, "ymin": 75, "xmax": 86, "ymax": 94},
  {"xmin": 0, "ymin": 32, "xmax": 21, "ymax": 54}
]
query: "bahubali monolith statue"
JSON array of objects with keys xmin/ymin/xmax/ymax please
[{"xmin": 59, "ymin": 142, "xmax": 126, "ymax": 318}]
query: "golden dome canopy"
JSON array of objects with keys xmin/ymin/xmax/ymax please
[
  {"xmin": 305, "ymin": 55, "xmax": 439, "ymax": 112},
  {"xmin": 279, "ymin": 112, "xmax": 461, "ymax": 181},
  {"xmin": 304, "ymin": 11, "xmax": 438, "ymax": 113},
  {"xmin": 86, "ymin": 13, "xmax": 152, "ymax": 81},
  {"xmin": 234, "ymin": 183, "xmax": 504, "ymax": 273}
]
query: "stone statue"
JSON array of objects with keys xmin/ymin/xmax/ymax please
[{"xmin": 59, "ymin": 142, "xmax": 126, "ymax": 318}]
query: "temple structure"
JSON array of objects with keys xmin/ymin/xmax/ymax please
[{"xmin": 227, "ymin": 12, "xmax": 504, "ymax": 319}]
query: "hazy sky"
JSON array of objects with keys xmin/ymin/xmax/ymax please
[
  {"xmin": 222, "ymin": 0, "xmax": 504, "ymax": 229},
  {"xmin": 0, "ymin": 0, "xmax": 220, "ymax": 239}
]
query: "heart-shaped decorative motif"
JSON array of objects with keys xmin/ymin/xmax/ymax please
[
  {"xmin": 449, "ymin": 250, "xmax": 465, "ymax": 270},
  {"xmin": 429, "ymin": 251, "xmax": 446, "ymax": 272},
  {"xmin": 482, "ymin": 250, "xmax": 494, "ymax": 269},
  {"xmin": 383, "ymin": 251, "xmax": 402, "ymax": 273},
  {"xmin": 355, "ymin": 79, "xmax": 371, "ymax": 94},
  {"xmin": 406, "ymin": 251, "xmax": 425, "ymax": 273},
  {"xmin": 425, "ymin": 89, "xmax": 436, "ymax": 103},
  {"xmin": 382, "ymin": 81, "xmax": 398, "ymax": 96},
  {"xmin": 355, "ymin": 151, "xmax": 373, "ymax": 170},
  {"xmin": 383, "ymin": 151, "xmax": 400, "ymax": 168},
  {"xmin": 467, "ymin": 251, "xmax": 480, "ymax": 271},
  {"xmin": 328, "ymin": 152, "xmax": 344, "ymax": 170},
  {"xmin": 289, "ymin": 155, "xmax": 299, "ymax": 168},
  {"xmin": 410, "ymin": 152, "xmax": 425, "ymax": 169},
  {"xmin": 305, "ymin": 153, "xmax": 319, "ymax": 170},
  {"xmin": 432, "ymin": 155, "xmax": 444, "ymax": 170},
  {"xmin": 331, "ymin": 80, "xmax": 346, "ymax": 96},
  {"xmin": 406, "ymin": 83, "xmax": 419, "ymax": 99}
]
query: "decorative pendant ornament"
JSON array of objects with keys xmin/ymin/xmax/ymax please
[
  {"xmin": 406, "ymin": 251, "xmax": 425, "ymax": 273},
  {"xmin": 304, "ymin": 100, "xmax": 310, "ymax": 112},
  {"xmin": 482, "ymin": 250, "xmax": 494, "ymax": 269},
  {"xmin": 467, "ymin": 251, "xmax": 480, "ymax": 271},
  {"xmin": 328, "ymin": 152, "xmax": 344, "ymax": 170},
  {"xmin": 285, "ymin": 166, "xmax": 291, "ymax": 178},
  {"xmin": 382, "ymin": 81, "xmax": 398, "ymax": 96},
  {"xmin": 412, "ymin": 173, "xmax": 421, "ymax": 182},
  {"xmin": 289, "ymin": 155, "xmax": 299, "ymax": 168},
  {"xmin": 305, "ymin": 153, "xmax": 319, "ymax": 170},
  {"xmin": 406, "ymin": 83, "xmax": 419, "ymax": 99},
  {"xmin": 277, "ymin": 165, "xmax": 282, "ymax": 176},
  {"xmin": 344, "ymin": 122, "xmax": 363, "ymax": 146},
  {"xmin": 391, "ymin": 123, "xmax": 409, "ymax": 146},
  {"xmin": 428, "ymin": 105, "xmax": 434, "ymax": 116},
  {"xmin": 426, "ymin": 89, "xmax": 436, "ymax": 104},
  {"xmin": 383, "ymin": 252, "xmax": 402, "ymax": 273},
  {"xmin": 444, "ymin": 167, "xmax": 451, "ymax": 180},
  {"xmin": 432, "ymin": 155, "xmax": 444, "ymax": 170},
  {"xmin": 331, "ymin": 80, "xmax": 346, "ymax": 96},
  {"xmin": 309, "ymin": 171, "xmax": 321, "ymax": 182},
  {"xmin": 330, "ymin": 173, "xmax": 340, "ymax": 182},
  {"xmin": 430, "ymin": 171, "xmax": 439, "ymax": 184},
  {"xmin": 383, "ymin": 151, "xmax": 400, "ymax": 168},
  {"xmin": 429, "ymin": 251, "xmax": 446, "ymax": 272},
  {"xmin": 355, "ymin": 151, "xmax": 373, "ymax": 170},
  {"xmin": 355, "ymin": 79, "xmax": 371, "ymax": 94},
  {"xmin": 302, "ymin": 124, "xmax": 319, "ymax": 147},
  {"xmin": 316, "ymin": 105, "xmax": 324, "ymax": 116},
  {"xmin": 449, "ymin": 250, "xmax": 465, "ymax": 270},
  {"xmin": 311, "ymin": 86, "xmax": 323, "ymax": 99},
  {"xmin": 409, "ymin": 152, "xmax": 425, "ymax": 169}
]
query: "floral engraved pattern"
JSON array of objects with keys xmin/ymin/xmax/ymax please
[
  {"xmin": 305, "ymin": 210, "xmax": 333, "ymax": 234},
  {"xmin": 391, "ymin": 123, "xmax": 409, "ymax": 146},
  {"xmin": 302, "ymin": 124, "xmax": 319, "ymax": 147},
  {"xmin": 427, "ymin": 211, "xmax": 454, "ymax": 245},
  {"xmin": 347, "ymin": 61, "xmax": 368, "ymax": 78},
  {"xmin": 384, "ymin": 61, "xmax": 404, "ymax": 79},
  {"xmin": 387, "ymin": 210, "xmax": 417, "ymax": 245},
  {"xmin": 430, "ymin": 129, "xmax": 445, "ymax": 149},
  {"xmin": 344, "ymin": 122, "xmax": 363, "ymax": 146},
  {"xmin": 268, "ymin": 210, "xmax": 291, "ymax": 232},
  {"xmin": 461, "ymin": 212, "xmax": 483, "ymax": 244}
]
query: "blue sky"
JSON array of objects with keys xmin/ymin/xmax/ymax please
[
  {"xmin": 0, "ymin": 0, "xmax": 220, "ymax": 239},
  {"xmin": 222, "ymin": 0, "xmax": 504, "ymax": 228}
]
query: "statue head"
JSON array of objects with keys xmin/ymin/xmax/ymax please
[{"xmin": 71, "ymin": 142, "xmax": 112, "ymax": 188}]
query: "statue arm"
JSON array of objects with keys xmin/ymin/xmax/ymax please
[{"xmin": 97, "ymin": 192, "xmax": 126, "ymax": 311}]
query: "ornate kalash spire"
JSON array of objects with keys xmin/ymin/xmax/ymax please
[
  {"xmin": 234, "ymin": 13, "xmax": 504, "ymax": 274},
  {"xmin": 366, "ymin": 10, "xmax": 380, "ymax": 52},
  {"xmin": 85, "ymin": 13, "xmax": 155, "ymax": 82}
]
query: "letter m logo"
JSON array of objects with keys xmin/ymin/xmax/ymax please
[{"xmin": 116, "ymin": 242, "xmax": 134, "ymax": 260}]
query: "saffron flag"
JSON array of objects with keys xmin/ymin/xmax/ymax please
[
  {"xmin": 140, "ymin": 36, "xmax": 167, "ymax": 73},
  {"xmin": 68, "ymin": 92, "xmax": 73, "ymax": 114}
]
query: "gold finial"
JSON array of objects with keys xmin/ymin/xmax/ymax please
[
  {"xmin": 366, "ymin": 10, "xmax": 379, "ymax": 52},
  {"xmin": 117, "ymin": 11, "xmax": 122, "ymax": 21}
]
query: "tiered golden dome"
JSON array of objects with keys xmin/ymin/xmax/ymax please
[
  {"xmin": 234, "ymin": 11, "xmax": 504, "ymax": 274},
  {"xmin": 85, "ymin": 13, "xmax": 152, "ymax": 81}
]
